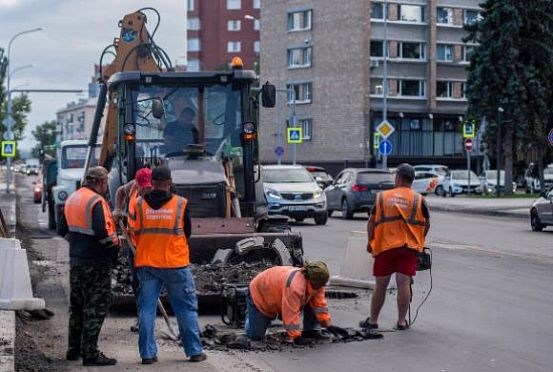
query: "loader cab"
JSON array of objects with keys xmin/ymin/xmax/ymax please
[{"xmin": 108, "ymin": 69, "xmax": 273, "ymax": 219}]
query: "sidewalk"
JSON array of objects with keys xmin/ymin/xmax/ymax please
[
  {"xmin": 0, "ymin": 171, "xmax": 16, "ymax": 372},
  {"xmin": 0, "ymin": 171, "xmax": 16, "ymax": 237},
  {"xmin": 426, "ymin": 194, "xmax": 533, "ymax": 219}
]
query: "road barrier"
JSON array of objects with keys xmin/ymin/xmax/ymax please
[{"xmin": 0, "ymin": 238, "xmax": 45, "ymax": 310}]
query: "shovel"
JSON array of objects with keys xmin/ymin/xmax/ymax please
[{"xmin": 118, "ymin": 221, "xmax": 180, "ymax": 342}]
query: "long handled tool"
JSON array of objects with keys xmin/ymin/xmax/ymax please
[{"xmin": 118, "ymin": 221, "xmax": 180, "ymax": 341}]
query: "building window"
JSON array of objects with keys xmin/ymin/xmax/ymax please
[
  {"xmin": 399, "ymin": 5, "xmax": 425, "ymax": 23},
  {"xmin": 371, "ymin": 2, "xmax": 384, "ymax": 19},
  {"xmin": 462, "ymin": 82, "xmax": 467, "ymax": 98},
  {"xmin": 187, "ymin": 17, "xmax": 200, "ymax": 30},
  {"xmin": 370, "ymin": 78, "xmax": 384, "ymax": 96},
  {"xmin": 187, "ymin": 59, "xmax": 200, "ymax": 72},
  {"xmin": 397, "ymin": 80, "xmax": 425, "ymax": 97},
  {"xmin": 287, "ymin": 9, "xmax": 312, "ymax": 31},
  {"xmin": 287, "ymin": 47, "xmax": 312, "ymax": 68},
  {"xmin": 464, "ymin": 9, "xmax": 480, "ymax": 26},
  {"xmin": 227, "ymin": 41, "xmax": 241, "ymax": 52},
  {"xmin": 437, "ymin": 81, "xmax": 453, "ymax": 98},
  {"xmin": 437, "ymin": 7, "xmax": 453, "ymax": 25},
  {"xmin": 188, "ymin": 38, "xmax": 201, "ymax": 52},
  {"xmin": 299, "ymin": 118, "xmax": 312, "ymax": 140},
  {"xmin": 228, "ymin": 20, "xmax": 241, "ymax": 31},
  {"xmin": 187, "ymin": 0, "xmax": 194, "ymax": 11},
  {"xmin": 399, "ymin": 42, "xmax": 425, "ymax": 60},
  {"xmin": 254, "ymin": 41, "xmax": 260, "ymax": 53},
  {"xmin": 287, "ymin": 82, "xmax": 312, "ymax": 104},
  {"xmin": 437, "ymin": 44, "xmax": 454, "ymax": 62},
  {"xmin": 370, "ymin": 40, "xmax": 385, "ymax": 57},
  {"xmin": 254, "ymin": 19, "xmax": 261, "ymax": 31},
  {"xmin": 227, "ymin": 0, "xmax": 241, "ymax": 10},
  {"xmin": 463, "ymin": 45, "xmax": 475, "ymax": 62},
  {"xmin": 253, "ymin": 0, "xmax": 261, "ymax": 9}
]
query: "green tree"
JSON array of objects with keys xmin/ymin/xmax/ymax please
[
  {"xmin": 464, "ymin": 0, "xmax": 553, "ymax": 194},
  {"xmin": 31, "ymin": 120, "xmax": 57, "ymax": 158}
]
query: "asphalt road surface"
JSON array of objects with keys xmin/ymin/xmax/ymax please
[{"xmin": 14, "ymin": 176, "xmax": 553, "ymax": 371}]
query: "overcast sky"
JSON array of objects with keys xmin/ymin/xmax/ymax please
[{"xmin": 0, "ymin": 0, "xmax": 186, "ymax": 151}]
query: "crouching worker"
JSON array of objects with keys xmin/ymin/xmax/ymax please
[{"xmin": 246, "ymin": 261, "xmax": 348, "ymax": 345}]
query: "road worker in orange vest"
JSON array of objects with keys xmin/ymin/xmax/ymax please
[
  {"xmin": 58, "ymin": 166, "xmax": 120, "ymax": 366},
  {"xmin": 112, "ymin": 167, "xmax": 153, "ymax": 332},
  {"xmin": 360, "ymin": 163, "xmax": 430, "ymax": 332},
  {"xmin": 128, "ymin": 165, "xmax": 206, "ymax": 364},
  {"xmin": 246, "ymin": 261, "xmax": 349, "ymax": 344}
]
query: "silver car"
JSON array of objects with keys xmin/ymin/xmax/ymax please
[
  {"xmin": 530, "ymin": 187, "xmax": 553, "ymax": 231},
  {"xmin": 262, "ymin": 165, "xmax": 327, "ymax": 225}
]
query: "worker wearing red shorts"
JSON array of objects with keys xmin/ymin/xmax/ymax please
[{"xmin": 361, "ymin": 163, "xmax": 430, "ymax": 331}]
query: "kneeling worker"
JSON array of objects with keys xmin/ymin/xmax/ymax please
[{"xmin": 246, "ymin": 261, "xmax": 348, "ymax": 344}]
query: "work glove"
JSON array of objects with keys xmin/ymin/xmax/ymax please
[
  {"xmin": 293, "ymin": 336, "xmax": 314, "ymax": 346},
  {"xmin": 326, "ymin": 325, "xmax": 349, "ymax": 338},
  {"xmin": 112, "ymin": 208, "xmax": 123, "ymax": 222}
]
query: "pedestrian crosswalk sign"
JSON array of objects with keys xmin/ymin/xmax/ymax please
[
  {"xmin": 1, "ymin": 141, "xmax": 16, "ymax": 157},
  {"xmin": 463, "ymin": 121, "xmax": 475, "ymax": 138},
  {"xmin": 287, "ymin": 128, "xmax": 303, "ymax": 144}
]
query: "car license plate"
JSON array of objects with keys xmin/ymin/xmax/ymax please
[{"xmin": 289, "ymin": 206, "xmax": 307, "ymax": 211}]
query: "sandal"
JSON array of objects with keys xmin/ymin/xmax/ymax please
[
  {"xmin": 359, "ymin": 317, "xmax": 378, "ymax": 329},
  {"xmin": 395, "ymin": 322, "xmax": 409, "ymax": 331}
]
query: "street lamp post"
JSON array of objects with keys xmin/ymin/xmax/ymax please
[
  {"xmin": 496, "ymin": 107, "xmax": 504, "ymax": 198},
  {"xmin": 5, "ymin": 27, "xmax": 43, "ymax": 193},
  {"xmin": 382, "ymin": 0, "xmax": 389, "ymax": 170}
]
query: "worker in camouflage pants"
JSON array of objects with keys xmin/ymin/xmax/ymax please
[
  {"xmin": 68, "ymin": 266, "xmax": 112, "ymax": 359},
  {"xmin": 59, "ymin": 167, "xmax": 120, "ymax": 366}
]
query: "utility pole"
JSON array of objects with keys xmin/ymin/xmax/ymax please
[
  {"xmin": 382, "ymin": 0, "xmax": 389, "ymax": 170},
  {"xmin": 496, "ymin": 107, "xmax": 504, "ymax": 198}
]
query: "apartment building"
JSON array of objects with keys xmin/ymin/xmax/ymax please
[
  {"xmin": 259, "ymin": 0, "xmax": 481, "ymax": 168},
  {"xmin": 186, "ymin": 0, "xmax": 261, "ymax": 71}
]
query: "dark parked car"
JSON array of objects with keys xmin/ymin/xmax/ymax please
[
  {"xmin": 304, "ymin": 166, "xmax": 334, "ymax": 189},
  {"xmin": 530, "ymin": 187, "xmax": 553, "ymax": 231},
  {"xmin": 324, "ymin": 168, "xmax": 395, "ymax": 219}
]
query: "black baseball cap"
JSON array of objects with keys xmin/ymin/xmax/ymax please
[{"xmin": 152, "ymin": 166, "xmax": 172, "ymax": 181}]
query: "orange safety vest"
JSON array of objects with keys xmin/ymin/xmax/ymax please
[
  {"xmin": 249, "ymin": 266, "xmax": 331, "ymax": 339},
  {"xmin": 370, "ymin": 187, "xmax": 426, "ymax": 256},
  {"xmin": 129, "ymin": 195, "xmax": 190, "ymax": 269},
  {"xmin": 64, "ymin": 187, "xmax": 119, "ymax": 246}
]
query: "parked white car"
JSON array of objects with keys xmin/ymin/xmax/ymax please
[
  {"xmin": 442, "ymin": 170, "xmax": 483, "ymax": 196},
  {"xmin": 414, "ymin": 164, "xmax": 448, "ymax": 196},
  {"xmin": 413, "ymin": 171, "xmax": 441, "ymax": 196},
  {"xmin": 262, "ymin": 165, "xmax": 328, "ymax": 225},
  {"xmin": 524, "ymin": 164, "xmax": 553, "ymax": 194}
]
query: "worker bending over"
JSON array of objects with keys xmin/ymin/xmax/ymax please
[
  {"xmin": 246, "ymin": 262, "xmax": 348, "ymax": 344},
  {"xmin": 128, "ymin": 166, "xmax": 206, "ymax": 364},
  {"xmin": 59, "ymin": 166, "xmax": 120, "ymax": 366}
]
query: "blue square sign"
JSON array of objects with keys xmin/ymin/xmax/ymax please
[
  {"xmin": 287, "ymin": 128, "xmax": 303, "ymax": 144},
  {"xmin": 1, "ymin": 141, "xmax": 16, "ymax": 157}
]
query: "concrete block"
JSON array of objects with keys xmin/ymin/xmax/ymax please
[
  {"xmin": 330, "ymin": 231, "xmax": 375, "ymax": 289},
  {"xmin": 0, "ymin": 238, "xmax": 45, "ymax": 310}
]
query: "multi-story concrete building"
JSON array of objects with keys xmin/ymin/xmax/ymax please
[
  {"xmin": 186, "ymin": 0, "xmax": 261, "ymax": 71},
  {"xmin": 56, "ymin": 67, "xmax": 103, "ymax": 142},
  {"xmin": 259, "ymin": 0, "xmax": 481, "ymax": 170}
]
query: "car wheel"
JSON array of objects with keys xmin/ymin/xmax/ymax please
[
  {"xmin": 314, "ymin": 212, "xmax": 328, "ymax": 225},
  {"xmin": 530, "ymin": 209, "xmax": 544, "ymax": 232},
  {"xmin": 341, "ymin": 199, "xmax": 353, "ymax": 220},
  {"xmin": 435, "ymin": 185, "xmax": 445, "ymax": 197}
]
